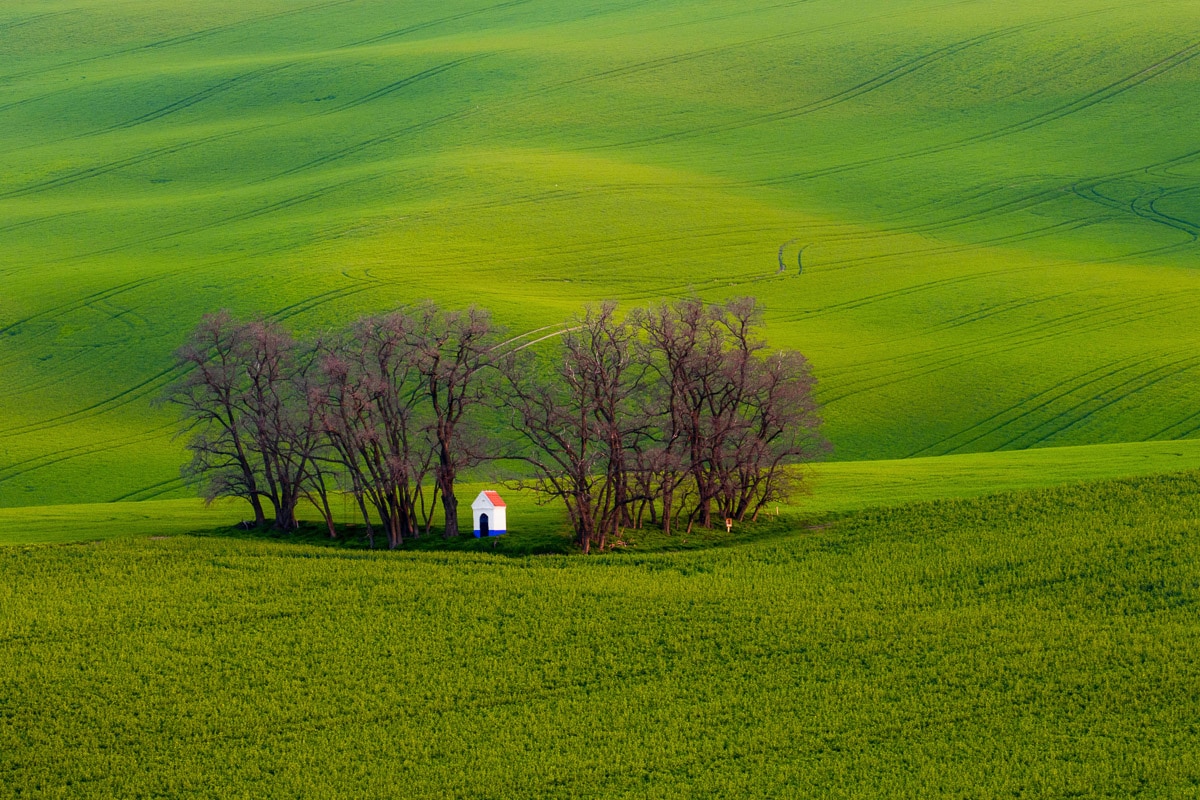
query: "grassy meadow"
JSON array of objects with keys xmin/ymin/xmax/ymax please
[
  {"xmin": 3, "ymin": 473, "xmax": 1199, "ymax": 797},
  {"xmin": 6, "ymin": 438, "xmax": 1200, "ymax": 546},
  {"xmin": 4, "ymin": 4, "xmax": 1200, "ymax": 793},
  {"xmin": 3, "ymin": 0, "xmax": 1200, "ymax": 505}
]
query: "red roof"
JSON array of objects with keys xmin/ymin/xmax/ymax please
[{"xmin": 483, "ymin": 491, "xmax": 506, "ymax": 507}]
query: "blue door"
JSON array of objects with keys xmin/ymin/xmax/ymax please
[{"xmin": 479, "ymin": 513, "xmax": 489, "ymax": 537}]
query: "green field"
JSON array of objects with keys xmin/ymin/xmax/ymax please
[
  {"xmin": 7, "ymin": 439, "xmax": 1200, "ymax": 546},
  {"xmin": 6, "ymin": 6, "xmax": 1200, "ymax": 792},
  {"xmin": 3, "ymin": 473, "xmax": 1198, "ymax": 797},
  {"xmin": 3, "ymin": 0, "xmax": 1200, "ymax": 506}
]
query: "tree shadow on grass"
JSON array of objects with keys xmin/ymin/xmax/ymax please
[
  {"xmin": 190, "ymin": 519, "xmax": 578, "ymax": 557},
  {"xmin": 186, "ymin": 511, "xmax": 840, "ymax": 559}
]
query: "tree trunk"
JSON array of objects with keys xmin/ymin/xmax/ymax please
[
  {"xmin": 267, "ymin": 494, "xmax": 284, "ymax": 530},
  {"xmin": 424, "ymin": 483, "xmax": 441, "ymax": 536},
  {"xmin": 274, "ymin": 493, "xmax": 300, "ymax": 532},
  {"xmin": 355, "ymin": 493, "xmax": 375, "ymax": 548},
  {"xmin": 317, "ymin": 492, "xmax": 337, "ymax": 538},
  {"xmin": 661, "ymin": 485, "xmax": 673, "ymax": 536},
  {"xmin": 248, "ymin": 493, "xmax": 267, "ymax": 528},
  {"xmin": 441, "ymin": 483, "xmax": 459, "ymax": 538}
]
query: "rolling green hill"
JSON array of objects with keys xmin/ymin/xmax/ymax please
[
  {"xmin": 3, "ymin": 0, "xmax": 1200, "ymax": 506},
  {"xmin": 4, "ymin": 473, "xmax": 1199, "ymax": 797}
]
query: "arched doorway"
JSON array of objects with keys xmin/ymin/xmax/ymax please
[{"xmin": 479, "ymin": 513, "xmax": 489, "ymax": 538}]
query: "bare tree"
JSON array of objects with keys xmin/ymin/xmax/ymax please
[
  {"xmin": 407, "ymin": 303, "xmax": 498, "ymax": 538},
  {"xmin": 165, "ymin": 313, "xmax": 323, "ymax": 531},
  {"xmin": 166, "ymin": 299, "xmax": 824, "ymax": 549},
  {"xmin": 499, "ymin": 303, "xmax": 646, "ymax": 553},
  {"xmin": 166, "ymin": 312, "xmax": 269, "ymax": 527},
  {"xmin": 314, "ymin": 312, "xmax": 430, "ymax": 549},
  {"xmin": 636, "ymin": 297, "xmax": 739, "ymax": 531},
  {"xmin": 238, "ymin": 320, "xmax": 327, "ymax": 531},
  {"xmin": 711, "ymin": 349, "xmax": 825, "ymax": 522},
  {"xmin": 636, "ymin": 297, "xmax": 826, "ymax": 531}
]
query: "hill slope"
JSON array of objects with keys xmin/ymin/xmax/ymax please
[
  {"xmin": 3, "ymin": 473, "xmax": 1199, "ymax": 796},
  {"xmin": 2, "ymin": 0, "xmax": 1200, "ymax": 505}
]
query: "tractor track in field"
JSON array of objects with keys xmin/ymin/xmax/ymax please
[
  {"xmin": 267, "ymin": 272, "xmax": 387, "ymax": 323},
  {"xmin": 710, "ymin": 179, "xmax": 1071, "ymax": 275},
  {"xmin": 257, "ymin": 1, "xmax": 1040, "ymax": 182},
  {"xmin": 1093, "ymin": 237, "xmax": 1199, "ymax": 265},
  {"xmin": 393, "ymin": 179, "xmax": 744, "ymax": 223},
  {"xmin": 353, "ymin": 219, "xmax": 783, "ymax": 286},
  {"xmin": 0, "ymin": 271, "xmax": 381, "ymax": 450},
  {"xmin": 758, "ymin": 187, "xmax": 1070, "ymax": 268},
  {"xmin": 132, "ymin": 0, "xmax": 357, "ymax": 54},
  {"xmin": 613, "ymin": 265, "xmax": 785, "ymax": 304},
  {"xmin": 109, "ymin": 476, "xmax": 188, "ymax": 503},
  {"xmin": 269, "ymin": 286, "xmax": 371, "ymax": 322},
  {"xmin": 790, "ymin": 215, "xmax": 1114, "ymax": 280},
  {"xmin": 0, "ymin": 9, "xmax": 489, "ymax": 160},
  {"xmin": 1153, "ymin": 413, "xmax": 1200, "ymax": 440},
  {"xmin": 0, "ymin": 352, "xmax": 115, "ymax": 401},
  {"xmin": 0, "ymin": 210, "xmax": 85, "ymax": 239},
  {"xmin": 523, "ymin": 0, "xmax": 1032, "ymax": 103},
  {"xmin": 913, "ymin": 352, "xmax": 1196, "ymax": 457},
  {"xmin": 777, "ymin": 145, "xmax": 1200, "ymax": 263},
  {"xmin": 85, "ymin": 63, "xmax": 296, "ymax": 137},
  {"xmin": 0, "ymin": 128, "xmax": 246, "ymax": 199},
  {"xmin": 497, "ymin": 224, "xmax": 781, "ymax": 269},
  {"xmin": 1164, "ymin": 409, "xmax": 1200, "ymax": 439},
  {"xmin": 744, "ymin": 177, "xmax": 1141, "ymax": 280},
  {"xmin": 819, "ymin": 290, "xmax": 1200, "ymax": 406},
  {"xmin": 0, "ymin": 275, "xmax": 167, "ymax": 339},
  {"xmin": 995, "ymin": 354, "xmax": 1200, "ymax": 451},
  {"xmin": 752, "ymin": 34, "xmax": 1200, "ymax": 188},
  {"xmin": 0, "ymin": 423, "xmax": 176, "ymax": 486},
  {"xmin": 1072, "ymin": 179, "xmax": 1200, "ymax": 244},
  {"xmin": 785, "ymin": 270, "xmax": 1019, "ymax": 322},
  {"xmin": 902, "ymin": 289, "xmax": 1088, "ymax": 340},
  {"xmin": 823, "ymin": 287, "xmax": 1200, "ymax": 382},
  {"xmin": 869, "ymin": 151, "xmax": 1200, "ymax": 252},
  {"xmin": 816, "ymin": 292, "xmax": 1171, "ymax": 388},
  {"xmin": 803, "ymin": 286, "xmax": 1084, "ymax": 352},
  {"xmin": 266, "ymin": 106, "xmax": 479, "ymax": 180},
  {"xmin": 1147, "ymin": 189, "xmax": 1200, "ymax": 233},
  {"xmin": 857, "ymin": 181, "xmax": 1095, "ymax": 242},
  {"xmin": 775, "ymin": 258, "xmax": 1084, "ymax": 327},
  {"xmin": 0, "ymin": 87, "xmax": 74, "ymax": 115},
  {"xmin": 51, "ymin": 173, "xmax": 382, "ymax": 263},
  {"xmin": 590, "ymin": 15, "xmax": 1087, "ymax": 151},
  {"xmin": 0, "ymin": 11, "xmax": 71, "ymax": 33},
  {"xmin": 843, "ymin": 289, "xmax": 1200, "ymax": 398},
  {"xmin": 0, "ymin": 0, "xmax": 357, "ymax": 86},
  {"xmin": 339, "ymin": 0, "xmax": 532, "ymax": 50},
  {"xmin": 83, "ymin": 294, "xmax": 149, "ymax": 329},
  {"xmin": 762, "ymin": 145, "xmax": 1200, "ymax": 281},
  {"xmin": 324, "ymin": 55, "xmax": 487, "ymax": 115},
  {"xmin": 906, "ymin": 353, "xmax": 1149, "ymax": 457},
  {"xmin": 0, "ymin": 366, "xmax": 182, "ymax": 439},
  {"xmin": 594, "ymin": 0, "xmax": 818, "ymax": 41}
]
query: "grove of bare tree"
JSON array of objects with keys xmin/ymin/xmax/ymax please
[{"xmin": 165, "ymin": 298, "xmax": 826, "ymax": 552}]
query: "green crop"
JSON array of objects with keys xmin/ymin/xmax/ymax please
[
  {"xmin": 3, "ymin": 472, "xmax": 1199, "ymax": 797},
  {"xmin": 3, "ymin": 0, "xmax": 1200, "ymax": 506},
  {"xmin": 8, "ymin": 439, "xmax": 1200, "ymax": 547}
]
